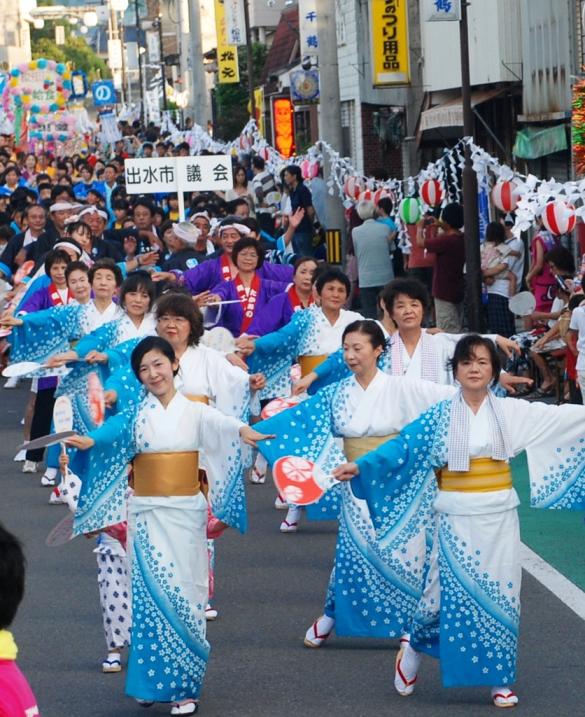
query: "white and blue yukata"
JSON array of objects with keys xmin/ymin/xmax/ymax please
[
  {"xmin": 352, "ymin": 393, "xmax": 585, "ymax": 688},
  {"xmin": 248, "ymin": 304, "xmax": 362, "ymax": 520},
  {"xmin": 257, "ymin": 370, "xmax": 455, "ymax": 638},
  {"xmin": 71, "ymin": 392, "xmax": 250, "ymax": 703}
]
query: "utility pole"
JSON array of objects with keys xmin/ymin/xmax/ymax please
[
  {"xmin": 460, "ymin": 0, "xmax": 482, "ymax": 331},
  {"xmin": 175, "ymin": 0, "xmax": 191, "ymax": 122},
  {"xmin": 134, "ymin": 0, "xmax": 145, "ymax": 124},
  {"xmin": 187, "ymin": 0, "xmax": 207, "ymax": 126},
  {"xmin": 317, "ymin": 0, "xmax": 345, "ymax": 245},
  {"xmin": 244, "ymin": 0, "xmax": 255, "ymax": 118},
  {"xmin": 154, "ymin": 15, "xmax": 168, "ymax": 111}
]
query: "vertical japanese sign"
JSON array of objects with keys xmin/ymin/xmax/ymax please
[
  {"xmin": 299, "ymin": 0, "xmax": 319, "ymax": 56},
  {"xmin": 215, "ymin": 0, "xmax": 240, "ymax": 84},
  {"xmin": 272, "ymin": 97, "xmax": 295, "ymax": 158},
  {"xmin": 223, "ymin": 0, "xmax": 246, "ymax": 45},
  {"xmin": 370, "ymin": 0, "xmax": 410, "ymax": 86},
  {"xmin": 424, "ymin": 0, "xmax": 461, "ymax": 21}
]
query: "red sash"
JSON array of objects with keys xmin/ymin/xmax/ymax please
[
  {"xmin": 49, "ymin": 283, "xmax": 72, "ymax": 306},
  {"xmin": 287, "ymin": 284, "xmax": 314, "ymax": 312},
  {"xmin": 235, "ymin": 272, "xmax": 261, "ymax": 334},
  {"xmin": 220, "ymin": 253, "xmax": 232, "ymax": 281}
]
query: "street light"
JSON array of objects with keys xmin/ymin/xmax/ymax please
[{"xmin": 83, "ymin": 10, "xmax": 98, "ymax": 27}]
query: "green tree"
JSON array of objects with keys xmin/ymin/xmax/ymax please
[{"xmin": 214, "ymin": 42, "xmax": 268, "ymax": 141}]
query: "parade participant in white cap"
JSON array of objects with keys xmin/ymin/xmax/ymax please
[
  {"xmin": 161, "ymin": 222, "xmax": 204, "ymax": 272},
  {"xmin": 190, "ymin": 211, "xmax": 216, "ymax": 257}
]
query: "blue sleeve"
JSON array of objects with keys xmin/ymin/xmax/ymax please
[
  {"xmin": 309, "ymin": 348, "xmax": 350, "ymax": 394},
  {"xmin": 73, "ymin": 321, "xmax": 119, "ymax": 358},
  {"xmin": 103, "ymin": 337, "xmax": 140, "ymax": 373},
  {"xmin": 10, "ymin": 304, "xmax": 81, "ymax": 363}
]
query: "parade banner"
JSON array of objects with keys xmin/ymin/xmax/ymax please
[
  {"xmin": 370, "ymin": 0, "xmax": 410, "ymax": 86},
  {"xmin": 215, "ymin": 0, "xmax": 240, "ymax": 84}
]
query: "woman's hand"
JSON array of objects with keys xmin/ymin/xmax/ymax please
[
  {"xmin": 65, "ymin": 435, "xmax": 95, "ymax": 450},
  {"xmin": 103, "ymin": 390, "xmax": 118, "ymax": 408},
  {"xmin": 235, "ymin": 335, "xmax": 256, "ymax": 356},
  {"xmin": 239, "ymin": 426, "xmax": 275, "ymax": 448},
  {"xmin": 194, "ymin": 291, "xmax": 221, "ymax": 307},
  {"xmin": 332, "ymin": 461, "xmax": 359, "ymax": 481},
  {"xmin": 495, "ymin": 336, "xmax": 520, "ymax": 358},
  {"xmin": 226, "ymin": 352, "xmax": 249, "ymax": 371},
  {"xmin": 152, "ymin": 271, "xmax": 176, "ymax": 283},
  {"xmin": 0, "ymin": 313, "xmax": 23, "ymax": 327},
  {"xmin": 85, "ymin": 350, "xmax": 108, "ymax": 364},
  {"xmin": 292, "ymin": 371, "xmax": 317, "ymax": 396},
  {"xmin": 45, "ymin": 350, "xmax": 79, "ymax": 368},
  {"xmin": 249, "ymin": 372, "xmax": 265, "ymax": 391},
  {"xmin": 58, "ymin": 451, "xmax": 69, "ymax": 474},
  {"xmin": 498, "ymin": 372, "xmax": 533, "ymax": 395}
]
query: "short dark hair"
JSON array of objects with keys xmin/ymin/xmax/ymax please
[
  {"xmin": 0, "ymin": 524, "xmax": 25, "ymax": 629},
  {"xmin": 44, "ymin": 248, "xmax": 71, "ymax": 275},
  {"xmin": 232, "ymin": 236, "xmax": 264, "ymax": 268},
  {"xmin": 65, "ymin": 260, "xmax": 90, "ymax": 282},
  {"xmin": 120, "ymin": 271, "xmax": 156, "ymax": 310},
  {"xmin": 377, "ymin": 196, "xmax": 394, "ymax": 215},
  {"xmin": 544, "ymin": 247, "xmax": 575, "ymax": 275},
  {"xmin": 252, "ymin": 156, "xmax": 265, "ymax": 171},
  {"xmin": 315, "ymin": 267, "xmax": 350, "ymax": 296},
  {"xmin": 51, "ymin": 184, "xmax": 75, "ymax": 202},
  {"xmin": 132, "ymin": 198, "xmax": 155, "ymax": 215},
  {"xmin": 441, "ymin": 202, "xmax": 464, "ymax": 230},
  {"xmin": 154, "ymin": 292, "xmax": 204, "ymax": 346},
  {"xmin": 284, "ymin": 165, "xmax": 303, "ymax": 183},
  {"xmin": 448, "ymin": 334, "xmax": 501, "ymax": 385},
  {"xmin": 342, "ymin": 319, "xmax": 386, "ymax": 351},
  {"xmin": 381, "ymin": 277, "xmax": 429, "ymax": 315},
  {"xmin": 293, "ymin": 256, "xmax": 318, "ymax": 275},
  {"xmin": 131, "ymin": 336, "xmax": 177, "ymax": 381},
  {"xmin": 89, "ymin": 258, "xmax": 123, "ymax": 286},
  {"xmin": 485, "ymin": 221, "xmax": 506, "ymax": 245}
]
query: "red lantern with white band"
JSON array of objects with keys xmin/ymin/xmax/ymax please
[
  {"xmin": 420, "ymin": 179, "xmax": 443, "ymax": 207},
  {"xmin": 300, "ymin": 159, "xmax": 318, "ymax": 180},
  {"xmin": 343, "ymin": 176, "xmax": 364, "ymax": 201},
  {"xmin": 542, "ymin": 201, "xmax": 576, "ymax": 236},
  {"xmin": 491, "ymin": 180, "xmax": 520, "ymax": 213}
]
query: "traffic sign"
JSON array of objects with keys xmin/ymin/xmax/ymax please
[{"xmin": 92, "ymin": 80, "xmax": 116, "ymax": 106}]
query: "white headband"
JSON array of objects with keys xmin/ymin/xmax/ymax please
[
  {"xmin": 78, "ymin": 206, "xmax": 108, "ymax": 221},
  {"xmin": 219, "ymin": 223, "xmax": 251, "ymax": 236},
  {"xmin": 172, "ymin": 222, "xmax": 201, "ymax": 245}
]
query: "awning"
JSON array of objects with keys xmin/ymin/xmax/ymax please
[
  {"xmin": 419, "ymin": 88, "xmax": 503, "ymax": 132},
  {"xmin": 512, "ymin": 124, "xmax": 568, "ymax": 159}
]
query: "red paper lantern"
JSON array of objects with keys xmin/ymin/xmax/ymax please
[
  {"xmin": 357, "ymin": 189, "xmax": 374, "ymax": 202},
  {"xmin": 491, "ymin": 180, "xmax": 520, "ymax": 213},
  {"xmin": 542, "ymin": 201, "xmax": 576, "ymax": 236},
  {"xmin": 300, "ymin": 159, "xmax": 318, "ymax": 180},
  {"xmin": 258, "ymin": 146, "xmax": 270, "ymax": 161},
  {"xmin": 373, "ymin": 188, "xmax": 394, "ymax": 206},
  {"xmin": 420, "ymin": 179, "xmax": 443, "ymax": 207},
  {"xmin": 343, "ymin": 176, "xmax": 364, "ymax": 201}
]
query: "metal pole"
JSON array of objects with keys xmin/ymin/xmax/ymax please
[
  {"xmin": 460, "ymin": 0, "xmax": 482, "ymax": 331},
  {"xmin": 316, "ymin": 0, "xmax": 346, "ymax": 249},
  {"xmin": 244, "ymin": 0, "xmax": 255, "ymax": 118},
  {"xmin": 156, "ymin": 16, "xmax": 168, "ymax": 111},
  {"xmin": 134, "ymin": 0, "xmax": 145, "ymax": 124}
]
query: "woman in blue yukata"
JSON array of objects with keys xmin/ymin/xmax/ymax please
[
  {"xmin": 66, "ymin": 336, "xmax": 271, "ymax": 715},
  {"xmin": 334, "ymin": 334, "xmax": 585, "ymax": 708}
]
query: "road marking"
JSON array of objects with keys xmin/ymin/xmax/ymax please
[{"xmin": 521, "ymin": 542, "xmax": 585, "ymax": 621}]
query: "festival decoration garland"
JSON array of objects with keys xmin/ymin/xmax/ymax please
[{"xmin": 8, "ymin": 59, "xmax": 72, "ymax": 114}]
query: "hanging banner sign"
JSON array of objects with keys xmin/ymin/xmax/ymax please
[
  {"xmin": 424, "ymin": 0, "xmax": 461, "ymax": 22},
  {"xmin": 298, "ymin": 0, "xmax": 319, "ymax": 56},
  {"xmin": 215, "ymin": 0, "xmax": 240, "ymax": 83},
  {"xmin": 124, "ymin": 155, "xmax": 233, "ymax": 194},
  {"xmin": 223, "ymin": 0, "xmax": 246, "ymax": 45},
  {"xmin": 370, "ymin": 0, "xmax": 410, "ymax": 86}
]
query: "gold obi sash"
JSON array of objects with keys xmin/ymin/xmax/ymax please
[
  {"xmin": 133, "ymin": 451, "xmax": 200, "ymax": 497},
  {"xmin": 185, "ymin": 394, "xmax": 209, "ymax": 405},
  {"xmin": 437, "ymin": 458, "xmax": 512, "ymax": 493},
  {"xmin": 343, "ymin": 433, "xmax": 398, "ymax": 462},
  {"xmin": 299, "ymin": 354, "xmax": 329, "ymax": 377}
]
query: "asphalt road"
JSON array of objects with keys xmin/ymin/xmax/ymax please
[{"xmin": 1, "ymin": 383, "xmax": 585, "ymax": 717}]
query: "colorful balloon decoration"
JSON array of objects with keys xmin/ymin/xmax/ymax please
[
  {"xmin": 491, "ymin": 180, "xmax": 520, "ymax": 213},
  {"xmin": 420, "ymin": 179, "xmax": 443, "ymax": 207},
  {"xmin": 8, "ymin": 58, "xmax": 71, "ymax": 114},
  {"xmin": 399, "ymin": 197, "xmax": 421, "ymax": 224},
  {"xmin": 542, "ymin": 201, "xmax": 576, "ymax": 236}
]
